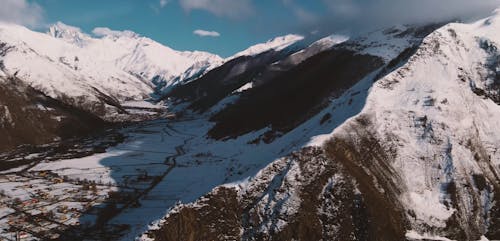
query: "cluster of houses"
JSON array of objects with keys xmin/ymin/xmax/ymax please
[{"xmin": 0, "ymin": 172, "xmax": 119, "ymax": 240}]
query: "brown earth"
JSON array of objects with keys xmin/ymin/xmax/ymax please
[
  {"xmin": 148, "ymin": 144, "xmax": 408, "ymax": 241},
  {"xmin": 0, "ymin": 77, "xmax": 107, "ymax": 151},
  {"xmin": 148, "ymin": 114, "xmax": 500, "ymax": 241}
]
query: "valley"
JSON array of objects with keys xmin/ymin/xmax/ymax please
[
  {"xmin": 1, "ymin": 5, "xmax": 500, "ymax": 240},
  {"xmin": 0, "ymin": 61, "xmax": 374, "ymax": 240},
  {"xmin": 0, "ymin": 104, "xmax": 356, "ymax": 240}
]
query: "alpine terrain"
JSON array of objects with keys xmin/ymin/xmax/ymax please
[
  {"xmin": 0, "ymin": 4, "xmax": 499, "ymax": 241},
  {"xmin": 145, "ymin": 9, "xmax": 500, "ymax": 241}
]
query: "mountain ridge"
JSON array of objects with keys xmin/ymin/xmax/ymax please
[
  {"xmin": 142, "ymin": 9, "xmax": 500, "ymax": 241},
  {"xmin": 0, "ymin": 22, "xmax": 318, "ymax": 150},
  {"xmin": 2, "ymin": 9, "xmax": 500, "ymax": 241}
]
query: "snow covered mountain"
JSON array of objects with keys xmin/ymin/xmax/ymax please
[
  {"xmin": 50, "ymin": 22, "xmax": 224, "ymax": 90},
  {"xmin": 0, "ymin": 22, "xmax": 222, "ymax": 121},
  {"xmin": 207, "ymin": 24, "xmax": 437, "ymax": 140},
  {"xmin": 163, "ymin": 34, "xmax": 312, "ymax": 112},
  {"xmin": 4, "ymin": 7, "xmax": 500, "ymax": 241},
  {"xmin": 154, "ymin": 34, "xmax": 310, "ymax": 98},
  {"xmin": 0, "ymin": 19, "xmax": 345, "ymax": 151},
  {"xmin": 144, "ymin": 9, "xmax": 500, "ymax": 241},
  {"xmin": 162, "ymin": 33, "xmax": 352, "ymax": 115},
  {"xmin": 0, "ymin": 22, "xmax": 225, "ymax": 149}
]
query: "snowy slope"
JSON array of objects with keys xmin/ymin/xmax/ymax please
[
  {"xmin": 142, "ymin": 10, "xmax": 500, "ymax": 241},
  {"xmin": 333, "ymin": 11, "xmax": 500, "ymax": 238},
  {"xmin": 0, "ymin": 22, "xmax": 222, "ymax": 120},
  {"xmin": 230, "ymin": 35, "xmax": 348, "ymax": 94},
  {"xmin": 220, "ymin": 10, "xmax": 500, "ymax": 240},
  {"xmin": 51, "ymin": 22, "xmax": 224, "ymax": 88},
  {"xmin": 265, "ymin": 34, "xmax": 349, "ymax": 70},
  {"xmin": 341, "ymin": 24, "xmax": 442, "ymax": 61},
  {"xmin": 132, "ymin": 23, "xmax": 450, "ymax": 241}
]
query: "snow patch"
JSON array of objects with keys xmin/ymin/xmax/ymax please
[
  {"xmin": 405, "ymin": 230, "xmax": 454, "ymax": 241},
  {"xmin": 0, "ymin": 105, "xmax": 13, "ymax": 127},
  {"xmin": 233, "ymin": 82, "xmax": 253, "ymax": 93},
  {"xmin": 229, "ymin": 34, "xmax": 304, "ymax": 60}
]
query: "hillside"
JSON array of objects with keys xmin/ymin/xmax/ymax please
[{"xmin": 144, "ymin": 10, "xmax": 500, "ymax": 241}]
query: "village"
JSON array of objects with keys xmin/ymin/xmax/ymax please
[{"xmin": 0, "ymin": 167, "xmax": 159, "ymax": 240}]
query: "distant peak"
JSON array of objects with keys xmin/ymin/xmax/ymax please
[
  {"xmin": 48, "ymin": 21, "xmax": 90, "ymax": 47},
  {"xmin": 312, "ymin": 34, "xmax": 349, "ymax": 47},
  {"xmin": 92, "ymin": 27, "xmax": 139, "ymax": 39},
  {"xmin": 482, "ymin": 8, "xmax": 500, "ymax": 26},
  {"xmin": 266, "ymin": 34, "xmax": 304, "ymax": 45},
  {"xmin": 230, "ymin": 34, "xmax": 304, "ymax": 59},
  {"xmin": 180, "ymin": 50, "xmax": 223, "ymax": 62},
  {"xmin": 48, "ymin": 22, "xmax": 82, "ymax": 35}
]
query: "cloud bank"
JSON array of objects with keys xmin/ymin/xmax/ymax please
[
  {"xmin": 282, "ymin": 0, "xmax": 318, "ymax": 24},
  {"xmin": 176, "ymin": 0, "xmax": 500, "ymax": 38},
  {"xmin": 179, "ymin": 0, "xmax": 253, "ymax": 18},
  {"xmin": 160, "ymin": 0, "xmax": 169, "ymax": 8},
  {"xmin": 0, "ymin": 0, "xmax": 44, "ymax": 27},
  {"xmin": 193, "ymin": 29, "xmax": 221, "ymax": 37},
  {"xmin": 314, "ymin": 0, "xmax": 500, "ymax": 34}
]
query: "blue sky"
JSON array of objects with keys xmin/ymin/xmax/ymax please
[
  {"xmin": 34, "ymin": 0, "xmax": 330, "ymax": 57},
  {"xmin": 2, "ymin": 0, "xmax": 499, "ymax": 57}
]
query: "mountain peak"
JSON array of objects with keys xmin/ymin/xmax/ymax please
[
  {"xmin": 48, "ymin": 22, "xmax": 90, "ymax": 47},
  {"xmin": 229, "ymin": 34, "xmax": 304, "ymax": 60}
]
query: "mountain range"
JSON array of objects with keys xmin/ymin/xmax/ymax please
[{"xmin": 0, "ymin": 8, "xmax": 500, "ymax": 241}]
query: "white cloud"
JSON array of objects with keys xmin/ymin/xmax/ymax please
[
  {"xmin": 179, "ymin": 0, "xmax": 253, "ymax": 18},
  {"xmin": 92, "ymin": 27, "xmax": 138, "ymax": 38},
  {"xmin": 193, "ymin": 29, "xmax": 220, "ymax": 37},
  {"xmin": 0, "ymin": 0, "xmax": 44, "ymax": 27},
  {"xmin": 160, "ymin": 0, "xmax": 169, "ymax": 8},
  {"xmin": 282, "ymin": 0, "xmax": 317, "ymax": 24},
  {"xmin": 150, "ymin": 0, "xmax": 169, "ymax": 14},
  {"xmin": 320, "ymin": 0, "xmax": 500, "ymax": 31}
]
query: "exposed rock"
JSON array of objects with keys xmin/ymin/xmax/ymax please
[{"xmin": 0, "ymin": 77, "xmax": 106, "ymax": 151}]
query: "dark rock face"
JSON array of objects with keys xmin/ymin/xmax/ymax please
[
  {"xmin": 152, "ymin": 187, "xmax": 242, "ymax": 241},
  {"xmin": 470, "ymin": 38, "xmax": 500, "ymax": 104},
  {"xmin": 208, "ymin": 50, "xmax": 384, "ymax": 140},
  {"xmin": 0, "ymin": 77, "xmax": 106, "ymax": 151},
  {"xmin": 165, "ymin": 46, "xmax": 303, "ymax": 112},
  {"xmin": 147, "ymin": 145, "xmax": 407, "ymax": 241},
  {"xmin": 324, "ymin": 116, "xmax": 408, "ymax": 240}
]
